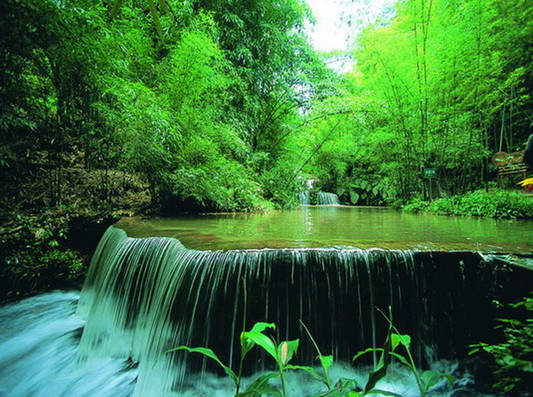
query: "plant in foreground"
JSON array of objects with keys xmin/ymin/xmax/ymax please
[
  {"xmin": 469, "ymin": 296, "xmax": 533, "ymax": 394},
  {"xmin": 351, "ymin": 310, "xmax": 453, "ymax": 397},
  {"xmin": 166, "ymin": 322, "xmax": 300, "ymax": 397},
  {"xmin": 166, "ymin": 314, "xmax": 453, "ymax": 397}
]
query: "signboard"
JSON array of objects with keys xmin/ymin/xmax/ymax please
[{"xmin": 424, "ymin": 168, "xmax": 437, "ymax": 179}]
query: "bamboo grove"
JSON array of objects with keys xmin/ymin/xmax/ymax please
[{"xmin": 1, "ymin": 0, "xmax": 532, "ymax": 211}]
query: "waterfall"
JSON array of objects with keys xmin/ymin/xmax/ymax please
[
  {"xmin": 2, "ymin": 226, "xmax": 531, "ymax": 396},
  {"xmin": 74, "ymin": 227, "xmax": 524, "ymax": 395},
  {"xmin": 317, "ymin": 191, "xmax": 340, "ymax": 205},
  {"xmin": 299, "ymin": 191, "xmax": 310, "ymax": 205}
]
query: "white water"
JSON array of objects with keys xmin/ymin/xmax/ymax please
[
  {"xmin": 0, "ymin": 292, "xmax": 475, "ymax": 396},
  {"xmin": 317, "ymin": 191, "xmax": 340, "ymax": 205},
  {"xmin": 0, "ymin": 292, "xmax": 137, "ymax": 397},
  {"xmin": 177, "ymin": 362, "xmax": 462, "ymax": 397}
]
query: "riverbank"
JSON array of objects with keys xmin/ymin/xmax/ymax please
[{"xmin": 403, "ymin": 189, "xmax": 533, "ymax": 219}]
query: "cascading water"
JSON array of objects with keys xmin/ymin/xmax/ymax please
[
  {"xmin": 317, "ymin": 191, "xmax": 340, "ymax": 205},
  {"xmin": 78, "ymin": 227, "xmax": 433, "ymax": 395},
  {"xmin": 299, "ymin": 191, "xmax": 310, "ymax": 205},
  {"xmin": 1, "ymin": 226, "xmax": 531, "ymax": 396},
  {"xmin": 0, "ymin": 292, "xmax": 137, "ymax": 397}
]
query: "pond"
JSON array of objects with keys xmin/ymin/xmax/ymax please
[{"xmin": 116, "ymin": 206, "xmax": 533, "ymax": 253}]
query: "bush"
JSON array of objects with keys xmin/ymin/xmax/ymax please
[
  {"xmin": 0, "ymin": 210, "xmax": 86, "ymax": 302},
  {"xmin": 404, "ymin": 190, "xmax": 533, "ymax": 219},
  {"xmin": 427, "ymin": 196, "xmax": 461, "ymax": 215},
  {"xmin": 403, "ymin": 199, "xmax": 430, "ymax": 213},
  {"xmin": 258, "ymin": 160, "xmax": 302, "ymax": 209},
  {"xmin": 470, "ymin": 296, "xmax": 533, "ymax": 394},
  {"xmin": 39, "ymin": 249, "xmax": 84, "ymax": 281}
]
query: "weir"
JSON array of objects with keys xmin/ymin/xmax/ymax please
[{"xmin": 73, "ymin": 226, "xmax": 532, "ymax": 396}]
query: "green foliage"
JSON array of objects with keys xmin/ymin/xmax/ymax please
[
  {"xmin": 404, "ymin": 190, "xmax": 533, "ymax": 219},
  {"xmin": 0, "ymin": 210, "xmax": 86, "ymax": 302},
  {"xmin": 352, "ymin": 311, "xmax": 453, "ymax": 397},
  {"xmin": 169, "ymin": 318, "xmax": 454, "ymax": 397},
  {"xmin": 424, "ymin": 197, "xmax": 461, "ymax": 216},
  {"xmin": 39, "ymin": 249, "xmax": 84, "ymax": 281},
  {"xmin": 167, "ymin": 322, "xmax": 301, "ymax": 397},
  {"xmin": 258, "ymin": 158, "xmax": 303, "ymax": 208},
  {"xmin": 470, "ymin": 296, "xmax": 533, "ymax": 394},
  {"xmin": 403, "ymin": 199, "xmax": 430, "ymax": 214},
  {"xmin": 4, "ymin": 0, "xmax": 533, "ymax": 211},
  {"xmin": 300, "ymin": 0, "xmax": 533, "ymax": 202},
  {"xmin": 348, "ymin": 176, "xmax": 396, "ymax": 206},
  {"xmin": 1, "ymin": 0, "xmax": 325, "ymax": 212}
]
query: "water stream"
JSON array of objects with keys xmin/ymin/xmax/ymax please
[
  {"xmin": 1, "ymin": 207, "xmax": 532, "ymax": 396},
  {"xmin": 0, "ymin": 292, "xmax": 137, "ymax": 397}
]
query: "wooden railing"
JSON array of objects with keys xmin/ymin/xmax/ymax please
[{"xmin": 491, "ymin": 151, "xmax": 527, "ymax": 187}]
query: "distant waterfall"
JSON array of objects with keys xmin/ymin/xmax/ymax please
[
  {"xmin": 299, "ymin": 191, "xmax": 310, "ymax": 205},
  {"xmin": 317, "ymin": 191, "xmax": 340, "ymax": 205}
]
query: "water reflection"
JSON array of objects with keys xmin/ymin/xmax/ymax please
[{"xmin": 116, "ymin": 206, "xmax": 533, "ymax": 253}]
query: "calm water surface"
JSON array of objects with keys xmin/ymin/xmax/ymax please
[{"xmin": 116, "ymin": 206, "xmax": 533, "ymax": 252}]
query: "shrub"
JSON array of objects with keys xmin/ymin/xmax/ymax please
[
  {"xmin": 403, "ymin": 199, "xmax": 430, "ymax": 213},
  {"xmin": 427, "ymin": 196, "xmax": 460, "ymax": 215},
  {"xmin": 0, "ymin": 210, "xmax": 86, "ymax": 302},
  {"xmin": 470, "ymin": 296, "xmax": 533, "ymax": 394},
  {"xmin": 39, "ymin": 249, "xmax": 84, "ymax": 281},
  {"xmin": 404, "ymin": 190, "xmax": 533, "ymax": 219}
]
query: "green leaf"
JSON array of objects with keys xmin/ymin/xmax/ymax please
[
  {"xmin": 363, "ymin": 321, "xmax": 394, "ymax": 394},
  {"xmin": 285, "ymin": 364, "xmax": 322, "ymax": 381},
  {"xmin": 320, "ymin": 378, "xmax": 360, "ymax": 396},
  {"xmin": 165, "ymin": 346, "xmax": 238, "ymax": 385},
  {"xmin": 278, "ymin": 339, "xmax": 299, "ymax": 366},
  {"xmin": 352, "ymin": 347, "xmax": 383, "ymax": 362},
  {"xmin": 388, "ymin": 352, "xmax": 411, "ymax": 368},
  {"xmin": 237, "ymin": 373, "xmax": 282, "ymax": 397},
  {"xmin": 241, "ymin": 323, "xmax": 275, "ymax": 357},
  {"xmin": 319, "ymin": 354, "xmax": 334, "ymax": 372},
  {"xmin": 364, "ymin": 362, "xmax": 388, "ymax": 394},
  {"xmin": 443, "ymin": 373, "xmax": 455, "ymax": 385},
  {"xmin": 242, "ymin": 330, "xmax": 278, "ymax": 362},
  {"xmin": 249, "ymin": 322, "xmax": 276, "ymax": 334},
  {"xmin": 420, "ymin": 370, "xmax": 446, "ymax": 391},
  {"xmin": 391, "ymin": 333, "xmax": 411, "ymax": 351},
  {"xmin": 365, "ymin": 389, "xmax": 404, "ymax": 397}
]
